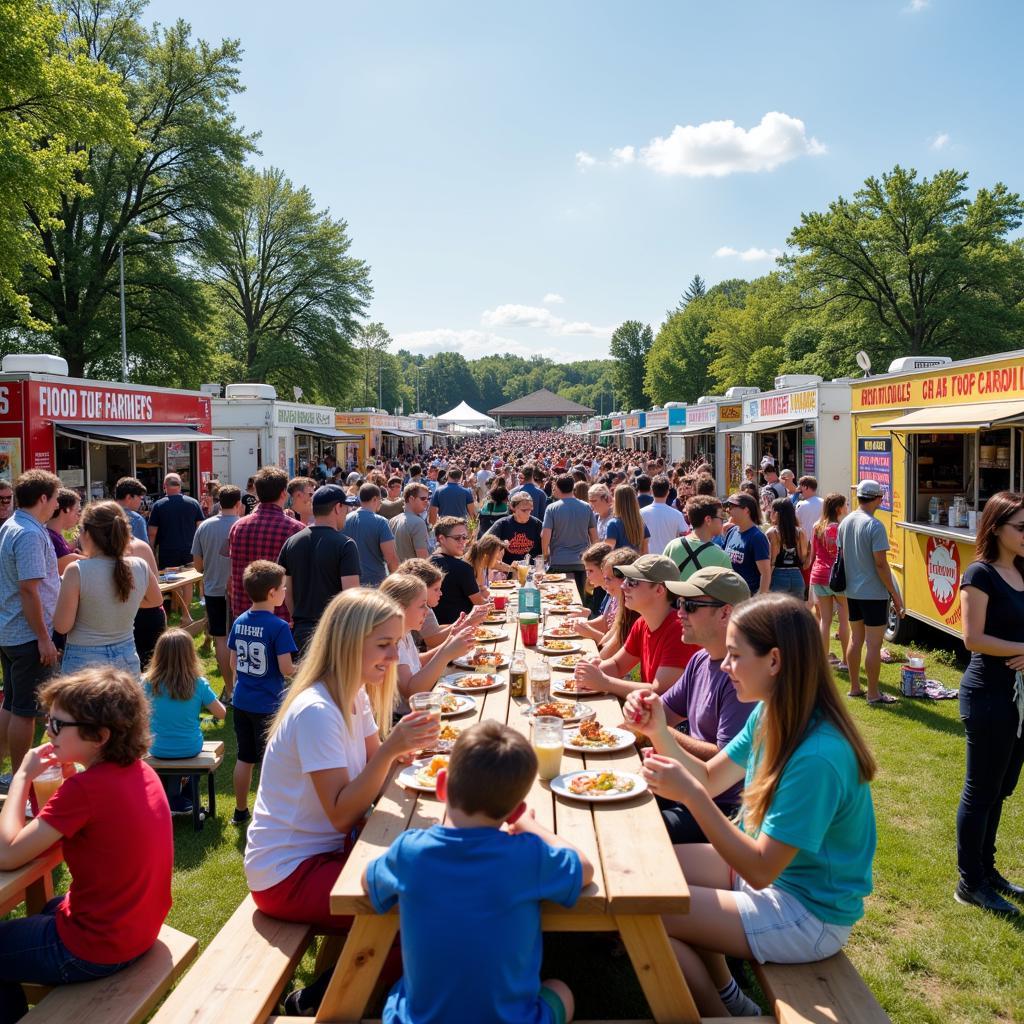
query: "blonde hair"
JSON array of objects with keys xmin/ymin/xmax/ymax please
[
  {"xmin": 143, "ymin": 628, "xmax": 203, "ymax": 700},
  {"xmin": 379, "ymin": 572, "xmax": 427, "ymax": 610},
  {"xmin": 613, "ymin": 484, "xmax": 645, "ymax": 550},
  {"xmin": 730, "ymin": 594, "xmax": 876, "ymax": 833},
  {"xmin": 270, "ymin": 589, "xmax": 403, "ymax": 740}
]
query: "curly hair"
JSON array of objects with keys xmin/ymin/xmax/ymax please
[{"xmin": 39, "ymin": 668, "xmax": 151, "ymax": 766}]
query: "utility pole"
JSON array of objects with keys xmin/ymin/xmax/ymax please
[
  {"xmin": 118, "ymin": 242, "xmax": 127, "ymax": 381},
  {"xmin": 378, "ymin": 354, "xmax": 382, "ymax": 409}
]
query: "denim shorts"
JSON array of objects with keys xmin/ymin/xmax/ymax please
[
  {"xmin": 811, "ymin": 583, "xmax": 837, "ymax": 598},
  {"xmin": 732, "ymin": 874, "xmax": 851, "ymax": 964},
  {"xmin": 61, "ymin": 639, "xmax": 141, "ymax": 678},
  {"xmin": 770, "ymin": 568, "xmax": 806, "ymax": 598}
]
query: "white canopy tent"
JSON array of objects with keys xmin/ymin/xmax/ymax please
[{"xmin": 436, "ymin": 400, "xmax": 497, "ymax": 428}]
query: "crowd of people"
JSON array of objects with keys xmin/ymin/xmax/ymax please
[{"xmin": 0, "ymin": 425, "xmax": 1019, "ymax": 1022}]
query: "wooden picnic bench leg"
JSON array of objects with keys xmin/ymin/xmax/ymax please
[
  {"xmin": 24, "ymin": 868, "xmax": 54, "ymax": 916},
  {"xmin": 314, "ymin": 914, "xmax": 398, "ymax": 1023},
  {"xmin": 615, "ymin": 913, "xmax": 701, "ymax": 1024}
]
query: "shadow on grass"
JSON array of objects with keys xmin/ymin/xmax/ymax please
[{"xmin": 878, "ymin": 694, "xmax": 965, "ymax": 739}]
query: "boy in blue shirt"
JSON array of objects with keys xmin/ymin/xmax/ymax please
[
  {"xmin": 228, "ymin": 559, "xmax": 297, "ymax": 826},
  {"xmin": 364, "ymin": 722, "xmax": 593, "ymax": 1024}
]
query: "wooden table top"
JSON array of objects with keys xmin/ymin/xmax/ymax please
[
  {"xmin": 331, "ymin": 579, "xmax": 690, "ymax": 919},
  {"xmin": 157, "ymin": 567, "xmax": 203, "ymax": 594},
  {"xmin": 0, "ymin": 845, "xmax": 63, "ymax": 918}
]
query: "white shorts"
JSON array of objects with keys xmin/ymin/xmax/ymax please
[{"xmin": 732, "ymin": 874, "xmax": 852, "ymax": 964}]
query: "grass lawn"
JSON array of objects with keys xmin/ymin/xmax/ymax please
[{"xmin": 17, "ymin": 606, "xmax": 1024, "ymax": 1022}]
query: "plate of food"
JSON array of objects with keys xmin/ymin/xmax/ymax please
[
  {"xmin": 563, "ymin": 721, "xmax": 636, "ymax": 753},
  {"xmin": 546, "ymin": 604, "xmax": 585, "ymax": 615},
  {"xmin": 472, "ymin": 627, "xmax": 509, "ymax": 643},
  {"xmin": 489, "ymin": 580, "xmax": 516, "ymax": 589},
  {"xmin": 551, "ymin": 770, "xmax": 646, "ymax": 802},
  {"xmin": 526, "ymin": 700, "xmax": 595, "ymax": 724},
  {"xmin": 544, "ymin": 625, "xmax": 582, "ymax": 640},
  {"xmin": 536, "ymin": 639, "xmax": 582, "ymax": 656},
  {"xmin": 551, "ymin": 674, "xmax": 596, "ymax": 695},
  {"xmin": 483, "ymin": 614, "xmax": 507, "ymax": 625},
  {"xmin": 540, "ymin": 573, "xmax": 566, "ymax": 583},
  {"xmin": 398, "ymin": 756, "xmax": 449, "ymax": 792},
  {"xmin": 440, "ymin": 672, "xmax": 504, "ymax": 693},
  {"xmin": 551, "ymin": 654, "xmax": 588, "ymax": 674},
  {"xmin": 419, "ymin": 722, "xmax": 461, "ymax": 755},
  {"xmin": 452, "ymin": 648, "xmax": 509, "ymax": 670},
  {"xmin": 440, "ymin": 693, "xmax": 477, "ymax": 717}
]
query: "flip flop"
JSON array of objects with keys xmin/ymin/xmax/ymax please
[{"xmin": 868, "ymin": 693, "xmax": 899, "ymax": 706}]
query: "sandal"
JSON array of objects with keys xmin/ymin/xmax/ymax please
[
  {"xmin": 868, "ymin": 693, "xmax": 899, "ymax": 706},
  {"xmin": 847, "ymin": 690, "xmax": 865, "ymax": 698}
]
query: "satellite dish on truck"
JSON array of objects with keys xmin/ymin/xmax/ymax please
[{"xmin": 856, "ymin": 351, "xmax": 872, "ymax": 376}]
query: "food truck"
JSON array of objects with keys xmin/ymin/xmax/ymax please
[
  {"xmin": 667, "ymin": 398, "xmax": 744, "ymax": 489},
  {"xmin": 849, "ymin": 349, "xmax": 1024, "ymax": 642},
  {"xmin": 334, "ymin": 411, "xmax": 426, "ymax": 468},
  {"xmin": 0, "ymin": 354, "xmax": 222, "ymax": 498},
  {"xmin": 210, "ymin": 384, "xmax": 358, "ymax": 484},
  {"xmin": 723, "ymin": 377, "xmax": 852, "ymax": 497},
  {"xmin": 630, "ymin": 408, "xmax": 668, "ymax": 456}
]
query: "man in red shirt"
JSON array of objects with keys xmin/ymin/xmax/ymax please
[
  {"xmin": 227, "ymin": 466, "xmax": 306, "ymax": 621},
  {"xmin": 575, "ymin": 554, "xmax": 696, "ymax": 698}
]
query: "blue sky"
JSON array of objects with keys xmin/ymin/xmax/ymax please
[{"xmin": 146, "ymin": 0, "xmax": 1023, "ymax": 362}]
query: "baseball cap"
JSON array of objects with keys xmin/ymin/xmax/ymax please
[
  {"xmin": 665, "ymin": 567, "xmax": 751, "ymax": 606},
  {"xmin": 723, "ymin": 492, "xmax": 758, "ymax": 515},
  {"xmin": 613, "ymin": 554, "xmax": 681, "ymax": 585},
  {"xmin": 312, "ymin": 484, "xmax": 347, "ymax": 511},
  {"xmin": 856, "ymin": 479, "xmax": 884, "ymax": 499}
]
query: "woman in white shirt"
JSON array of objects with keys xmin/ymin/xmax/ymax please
[{"xmin": 244, "ymin": 589, "xmax": 439, "ymax": 938}]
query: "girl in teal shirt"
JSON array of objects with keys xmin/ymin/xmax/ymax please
[{"xmin": 626, "ymin": 592, "xmax": 876, "ymax": 1018}]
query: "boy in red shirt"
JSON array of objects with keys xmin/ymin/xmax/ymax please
[
  {"xmin": 0, "ymin": 667, "xmax": 172, "ymax": 1021},
  {"xmin": 574, "ymin": 554, "xmax": 697, "ymax": 698}
]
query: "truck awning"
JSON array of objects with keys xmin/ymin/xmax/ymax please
[
  {"xmin": 56, "ymin": 423, "xmax": 231, "ymax": 444},
  {"xmin": 872, "ymin": 401, "xmax": 1024, "ymax": 432},
  {"xmin": 669, "ymin": 422, "xmax": 715, "ymax": 435},
  {"xmin": 293, "ymin": 425, "xmax": 363, "ymax": 441},
  {"xmin": 382, "ymin": 428, "xmax": 419, "ymax": 438},
  {"xmin": 722, "ymin": 416, "xmax": 806, "ymax": 434}
]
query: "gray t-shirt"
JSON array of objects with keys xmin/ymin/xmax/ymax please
[
  {"xmin": 341, "ymin": 508, "xmax": 395, "ymax": 586},
  {"xmin": 66, "ymin": 556, "xmax": 149, "ymax": 646},
  {"xmin": 390, "ymin": 510, "xmax": 430, "ymax": 562},
  {"xmin": 837, "ymin": 509, "xmax": 889, "ymax": 601},
  {"xmin": 542, "ymin": 496, "xmax": 596, "ymax": 570},
  {"xmin": 191, "ymin": 513, "xmax": 236, "ymax": 597}
]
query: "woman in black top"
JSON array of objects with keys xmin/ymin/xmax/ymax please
[{"xmin": 957, "ymin": 491, "xmax": 1024, "ymax": 915}]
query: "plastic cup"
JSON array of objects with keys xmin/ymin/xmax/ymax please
[
  {"xmin": 520, "ymin": 613, "xmax": 539, "ymax": 646},
  {"xmin": 516, "ymin": 563, "xmax": 530, "ymax": 586},
  {"xmin": 530, "ymin": 660, "xmax": 551, "ymax": 704},
  {"xmin": 493, "ymin": 594, "xmax": 507, "ymax": 611},
  {"xmin": 33, "ymin": 765, "xmax": 63, "ymax": 808},
  {"xmin": 410, "ymin": 691, "xmax": 443, "ymax": 724},
  {"xmin": 532, "ymin": 716, "xmax": 563, "ymax": 781}
]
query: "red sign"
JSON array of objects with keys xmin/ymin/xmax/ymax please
[{"xmin": 926, "ymin": 536, "xmax": 960, "ymax": 615}]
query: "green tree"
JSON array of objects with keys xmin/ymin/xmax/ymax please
[
  {"xmin": 203, "ymin": 166, "xmax": 370, "ymax": 405},
  {"xmin": 609, "ymin": 320, "xmax": 653, "ymax": 410},
  {"xmin": 354, "ymin": 323, "xmax": 392, "ymax": 408},
  {"xmin": 418, "ymin": 352, "xmax": 482, "ymax": 415},
  {"xmin": 646, "ymin": 295, "xmax": 722, "ymax": 404},
  {"xmin": 0, "ymin": 0, "xmax": 133, "ymax": 325},
  {"xmin": 16, "ymin": 1, "xmax": 255, "ymax": 377},
  {"xmin": 786, "ymin": 165, "xmax": 1024, "ymax": 364}
]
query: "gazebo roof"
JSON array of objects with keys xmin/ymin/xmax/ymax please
[{"xmin": 488, "ymin": 388, "xmax": 594, "ymax": 417}]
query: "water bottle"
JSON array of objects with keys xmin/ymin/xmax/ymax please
[
  {"xmin": 928, "ymin": 495, "xmax": 939, "ymax": 524},
  {"xmin": 518, "ymin": 571, "xmax": 541, "ymax": 619}
]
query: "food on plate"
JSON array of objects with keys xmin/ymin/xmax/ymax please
[
  {"xmin": 568, "ymin": 771, "xmax": 635, "ymax": 795},
  {"xmin": 540, "ymin": 573, "xmax": 565, "ymax": 582},
  {"xmin": 439, "ymin": 693, "xmax": 461, "ymax": 714},
  {"xmin": 415, "ymin": 755, "xmax": 449, "ymax": 788},
  {"xmin": 541, "ymin": 638, "xmax": 575, "ymax": 651},
  {"xmin": 531, "ymin": 700, "xmax": 581, "ymax": 720},
  {"xmin": 450, "ymin": 673, "xmax": 494, "ymax": 689},
  {"xmin": 568, "ymin": 721, "xmax": 621, "ymax": 749},
  {"xmin": 464, "ymin": 648, "xmax": 503, "ymax": 668},
  {"xmin": 473, "ymin": 627, "xmax": 501, "ymax": 641},
  {"xmin": 419, "ymin": 722, "xmax": 461, "ymax": 755},
  {"xmin": 546, "ymin": 625, "xmax": 578, "ymax": 638},
  {"xmin": 555, "ymin": 655, "xmax": 585, "ymax": 670},
  {"xmin": 489, "ymin": 580, "xmax": 515, "ymax": 589},
  {"xmin": 547, "ymin": 590, "xmax": 576, "ymax": 605}
]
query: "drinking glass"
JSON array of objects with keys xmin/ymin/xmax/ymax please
[
  {"xmin": 410, "ymin": 691, "xmax": 443, "ymax": 724},
  {"xmin": 530, "ymin": 659, "xmax": 551, "ymax": 704},
  {"xmin": 532, "ymin": 716, "xmax": 564, "ymax": 781},
  {"xmin": 33, "ymin": 764, "xmax": 63, "ymax": 808}
]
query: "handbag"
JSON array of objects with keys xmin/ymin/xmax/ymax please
[{"xmin": 828, "ymin": 547, "xmax": 847, "ymax": 592}]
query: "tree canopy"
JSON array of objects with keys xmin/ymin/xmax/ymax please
[{"xmin": 609, "ymin": 320, "xmax": 653, "ymax": 410}]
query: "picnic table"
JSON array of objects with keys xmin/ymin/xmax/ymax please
[
  {"xmin": 158, "ymin": 567, "xmax": 206, "ymax": 639},
  {"xmin": 319, "ymin": 576, "xmax": 703, "ymax": 1024},
  {"xmin": 0, "ymin": 844, "xmax": 63, "ymax": 918}
]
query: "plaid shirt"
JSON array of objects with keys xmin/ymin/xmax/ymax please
[{"xmin": 227, "ymin": 503, "xmax": 306, "ymax": 620}]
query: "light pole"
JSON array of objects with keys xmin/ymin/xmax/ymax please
[
  {"xmin": 378, "ymin": 353, "xmax": 382, "ymax": 409},
  {"xmin": 118, "ymin": 230, "xmax": 161, "ymax": 381}
]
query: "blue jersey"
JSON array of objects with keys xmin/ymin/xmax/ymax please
[{"xmin": 228, "ymin": 609, "xmax": 297, "ymax": 714}]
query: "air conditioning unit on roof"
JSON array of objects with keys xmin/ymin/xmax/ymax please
[
  {"xmin": 724, "ymin": 386, "xmax": 760, "ymax": 399},
  {"xmin": 886, "ymin": 356, "xmax": 952, "ymax": 374},
  {"xmin": 225, "ymin": 383, "xmax": 276, "ymax": 400},
  {"xmin": 773, "ymin": 374, "xmax": 823, "ymax": 389}
]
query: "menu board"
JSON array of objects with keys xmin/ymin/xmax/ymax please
[{"xmin": 857, "ymin": 437, "xmax": 893, "ymax": 512}]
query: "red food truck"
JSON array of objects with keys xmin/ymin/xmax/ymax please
[{"xmin": 0, "ymin": 354, "xmax": 222, "ymax": 499}]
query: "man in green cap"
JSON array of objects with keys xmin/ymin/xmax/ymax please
[{"xmin": 574, "ymin": 554, "xmax": 697, "ymax": 698}]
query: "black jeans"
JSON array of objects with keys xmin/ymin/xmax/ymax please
[
  {"xmin": 956, "ymin": 685, "xmax": 1024, "ymax": 888},
  {"xmin": 657, "ymin": 795, "xmax": 742, "ymax": 844}
]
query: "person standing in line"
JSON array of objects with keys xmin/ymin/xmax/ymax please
[
  {"xmin": 759, "ymin": 458, "xmax": 787, "ymax": 516},
  {"xmin": 390, "ymin": 483, "xmax": 432, "ymax": 562},
  {"xmin": 765, "ymin": 498, "xmax": 809, "ymax": 598},
  {"xmin": 0, "ymin": 481, "xmax": 13, "ymax": 532},
  {"xmin": 635, "ymin": 474, "xmax": 654, "ymax": 508},
  {"xmin": 285, "ymin": 477, "xmax": 316, "ymax": 526},
  {"xmin": 114, "ymin": 477, "xmax": 150, "ymax": 544},
  {"xmin": 604, "ymin": 484, "xmax": 649, "ymax": 555},
  {"xmin": 241, "ymin": 478, "xmax": 259, "ymax": 516},
  {"xmin": 795, "ymin": 475, "xmax": 823, "ymax": 605},
  {"xmin": 46, "ymin": 490, "xmax": 84, "ymax": 574},
  {"xmin": 722, "ymin": 493, "xmax": 771, "ymax": 596},
  {"xmin": 587, "ymin": 484, "xmax": 614, "ymax": 541},
  {"xmin": 541, "ymin": 474, "xmax": 599, "ymax": 597},
  {"xmin": 809, "ymin": 493, "xmax": 850, "ymax": 671},
  {"xmin": 147, "ymin": 473, "xmax": 204, "ymax": 620},
  {"xmin": 0, "ymin": 471, "xmax": 60, "ymax": 785},
  {"xmin": 192, "ymin": 484, "xmax": 243, "ymax": 702},
  {"xmin": 342, "ymin": 484, "xmax": 399, "ymax": 587},
  {"xmin": 642, "ymin": 476, "xmax": 688, "ymax": 556},
  {"xmin": 664, "ymin": 498, "xmax": 732, "ymax": 580},
  {"xmin": 838, "ymin": 479, "xmax": 901, "ymax": 706},
  {"xmin": 510, "ymin": 464, "xmax": 547, "ymax": 519},
  {"xmin": 956, "ymin": 491, "xmax": 1024, "ymax": 915},
  {"xmin": 378, "ymin": 477, "xmax": 406, "ymax": 521},
  {"xmin": 428, "ymin": 468, "xmax": 476, "ymax": 525},
  {"xmin": 779, "ymin": 468, "xmax": 800, "ymax": 506},
  {"xmin": 279, "ymin": 485, "xmax": 361, "ymax": 655}
]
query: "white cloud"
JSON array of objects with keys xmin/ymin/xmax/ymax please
[
  {"xmin": 908, "ymin": 0, "xmax": 929, "ymax": 11},
  {"xmin": 394, "ymin": 328, "xmax": 561, "ymax": 362},
  {"xmin": 930, "ymin": 131, "xmax": 951, "ymax": 150},
  {"xmin": 542, "ymin": 293, "xmax": 565, "ymax": 305},
  {"xmin": 481, "ymin": 304, "xmax": 612, "ymax": 337},
  {"xmin": 714, "ymin": 245, "xmax": 783, "ymax": 262},
  {"xmin": 578, "ymin": 112, "xmax": 825, "ymax": 177}
]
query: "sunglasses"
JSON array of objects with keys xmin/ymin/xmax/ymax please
[
  {"xmin": 0, "ymin": 497, "xmax": 11, "ymax": 504},
  {"xmin": 448, "ymin": 534, "xmax": 469, "ymax": 542},
  {"xmin": 47, "ymin": 714, "xmax": 92, "ymax": 736},
  {"xmin": 681, "ymin": 599, "xmax": 726, "ymax": 614},
  {"xmin": 622, "ymin": 577, "xmax": 653, "ymax": 589}
]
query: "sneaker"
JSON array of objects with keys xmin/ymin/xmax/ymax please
[
  {"xmin": 954, "ymin": 881, "xmax": 1020, "ymax": 915},
  {"xmin": 988, "ymin": 870, "xmax": 1024, "ymax": 899},
  {"xmin": 168, "ymin": 793, "xmax": 194, "ymax": 816},
  {"xmin": 232, "ymin": 808, "xmax": 251, "ymax": 826}
]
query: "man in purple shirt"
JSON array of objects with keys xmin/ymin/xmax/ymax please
[{"xmin": 656, "ymin": 566, "xmax": 754, "ymax": 843}]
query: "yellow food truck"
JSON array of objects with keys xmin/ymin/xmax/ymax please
[{"xmin": 849, "ymin": 349, "xmax": 1024, "ymax": 643}]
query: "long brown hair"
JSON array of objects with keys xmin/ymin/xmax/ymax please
[
  {"xmin": 464, "ymin": 534, "xmax": 506, "ymax": 580},
  {"xmin": 144, "ymin": 628, "xmax": 203, "ymax": 700},
  {"xmin": 604, "ymin": 547, "xmax": 640, "ymax": 646},
  {"xmin": 729, "ymin": 593, "xmax": 876, "ymax": 833},
  {"xmin": 80, "ymin": 501, "xmax": 134, "ymax": 602},
  {"xmin": 613, "ymin": 484, "xmax": 645, "ymax": 550},
  {"xmin": 770, "ymin": 497, "xmax": 798, "ymax": 550},
  {"xmin": 814, "ymin": 492, "xmax": 846, "ymax": 541},
  {"xmin": 975, "ymin": 491, "xmax": 1024, "ymax": 572}
]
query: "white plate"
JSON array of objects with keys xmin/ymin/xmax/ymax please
[
  {"xmin": 544, "ymin": 629, "xmax": 582, "ymax": 641},
  {"xmin": 550, "ymin": 770, "xmax": 647, "ymax": 802},
  {"xmin": 526, "ymin": 701, "xmax": 596, "ymax": 724},
  {"xmin": 562, "ymin": 725, "xmax": 636, "ymax": 754},
  {"xmin": 536, "ymin": 641, "xmax": 582, "ymax": 656},
  {"xmin": 539, "ymin": 573, "xmax": 567, "ymax": 583},
  {"xmin": 489, "ymin": 580, "xmax": 516, "ymax": 589},
  {"xmin": 452, "ymin": 653, "xmax": 509, "ymax": 670},
  {"xmin": 552, "ymin": 678, "xmax": 598, "ymax": 695},
  {"xmin": 440, "ymin": 694, "xmax": 477, "ymax": 717},
  {"xmin": 546, "ymin": 605, "xmax": 585, "ymax": 615},
  {"xmin": 397, "ymin": 757, "xmax": 447, "ymax": 793},
  {"xmin": 440, "ymin": 672, "xmax": 505, "ymax": 693},
  {"xmin": 470, "ymin": 629, "xmax": 509, "ymax": 644}
]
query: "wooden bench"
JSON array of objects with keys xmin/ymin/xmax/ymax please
[
  {"xmin": 25, "ymin": 923, "xmax": 197, "ymax": 1022},
  {"xmin": 149, "ymin": 894, "xmax": 315, "ymax": 1024},
  {"xmin": 755, "ymin": 953, "xmax": 890, "ymax": 1023},
  {"xmin": 145, "ymin": 740, "xmax": 224, "ymax": 832}
]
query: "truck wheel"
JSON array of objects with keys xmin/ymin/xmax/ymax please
[{"xmin": 884, "ymin": 602, "xmax": 915, "ymax": 644}]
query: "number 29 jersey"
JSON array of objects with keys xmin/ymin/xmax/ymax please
[{"xmin": 228, "ymin": 608, "xmax": 298, "ymax": 714}]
